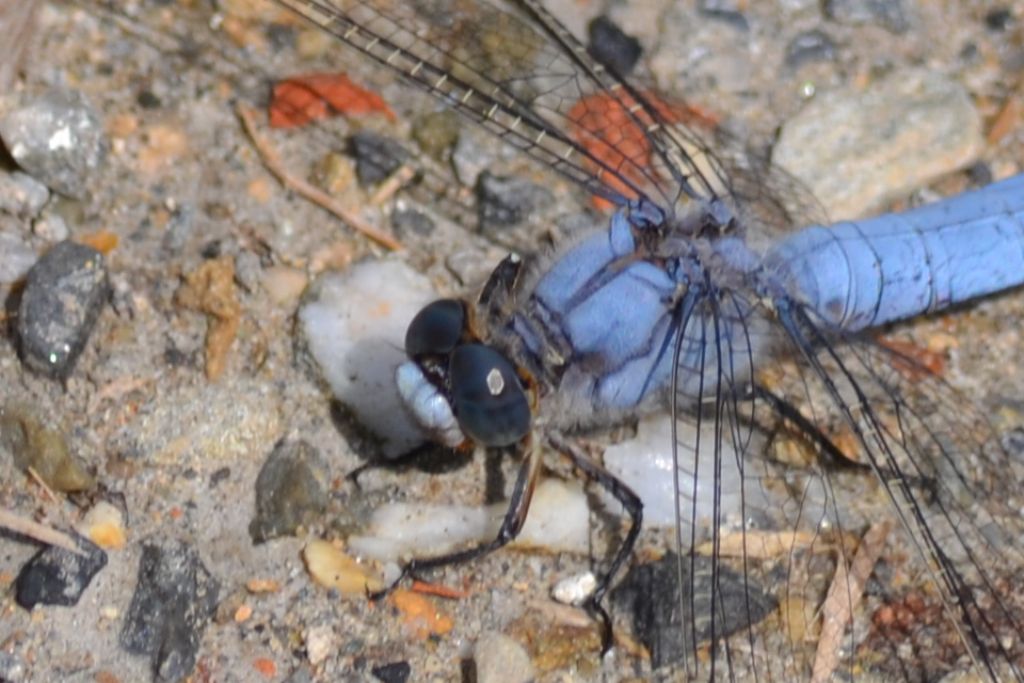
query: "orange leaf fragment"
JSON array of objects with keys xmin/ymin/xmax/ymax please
[
  {"xmin": 77, "ymin": 229, "xmax": 119, "ymax": 255},
  {"xmin": 568, "ymin": 90, "xmax": 718, "ymax": 209},
  {"xmin": 390, "ymin": 588, "xmax": 454, "ymax": 639},
  {"xmin": 269, "ymin": 72, "xmax": 397, "ymax": 128},
  {"xmin": 877, "ymin": 336, "xmax": 946, "ymax": 381},
  {"xmin": 253, "ymin": 657, "xmax": 276, "ymax": 678}
]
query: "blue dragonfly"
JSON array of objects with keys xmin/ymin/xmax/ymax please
[{"xmin": 277, "ymin": 0, "xmax": 1024, "ymax": 679}]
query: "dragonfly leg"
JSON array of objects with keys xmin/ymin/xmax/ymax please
[
  {"xmin": 548, "ymin": 431, "xmax": 643, "ymax": 654},
  {"xmin": 370, "ymin": 431, "xmax": 544, "ymax": 600}
]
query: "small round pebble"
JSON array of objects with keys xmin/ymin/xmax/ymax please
[{"xmin": 473, "ymin": 632, "xmax": 535, "ymax": 683}]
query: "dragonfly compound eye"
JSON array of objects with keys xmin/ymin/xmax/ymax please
[
  {"xmin": 404, "ymin": 298, "xmax": 465, "ymax": 358},
  {"xmin": 449, "ymin": 343, "xmax": 531, "ymax": 447}
]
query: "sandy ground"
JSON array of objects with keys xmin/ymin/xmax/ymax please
[{"xmin": 0, "ymin": 1, "xmax": 1022, "ymax": 682}]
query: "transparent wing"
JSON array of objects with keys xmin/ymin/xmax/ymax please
[
  {"xmin": 654, "ymin": 296, "xmax": 1024, "ymax": 680},
  {"xmin": 276, "ymin": 0, "xmax": 827, "ymax": 236}
]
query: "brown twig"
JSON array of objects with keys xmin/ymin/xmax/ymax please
[
  {"xmin": 0, "ymin": 508, "xmax": 85, "ymax": 556},
  {"xmin": 236, "ymin": 103, "xmax": 403, "ymax": 252},
  {"xmin": 370, "ymin": 164, "xmax": 416, "ymax": 206}
]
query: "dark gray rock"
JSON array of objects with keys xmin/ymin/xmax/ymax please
[
  {"xmin": 371, "ymin": 661, "xmax": 411, "ymax": 683},
  {"xmin": 475, "ymin": 172, "xmax": 554, "ymax": 229},
  {"xmin": 784, "ymin": 30, "xmax": 838, "ymax": 69},
  {"xmin": 697, "ymin": 0, "xmax": 749, "ymax": 31},
  {"xmin": 0, "ymin": 170, "xmax": 49, "ymax": 217},
  {"xmin": 391, "ymin": 204, "xmax": 435, "ymax": 238},
  {"xmin": 16, "ymin": 240, "xmax": 109, "ymax": 379},
  {"xmin": 0, "ymin": 89, "xmax": 108, "ymax": 198},
  {"xmin": 348, "ymin": 131, "xmax": 409, "ymax": 186},
  {"xmin": 249, "ymin": 439, "xmax": 329, "ymax": 543},
  {"xmin": 15, "ymin": 534, "xmax": 107, "ymax": 608},
  {"xmin": 587, "ymin": 15, "xmax": 642, "ymax": 77},
  {"xmin": 612, "ymin": 553, "xmax": 776, "ymax": 670},
  {"xmin": 120, "ymin": 541, "xmax": 220, "ymax": 683}
]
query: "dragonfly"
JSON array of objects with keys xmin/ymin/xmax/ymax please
[
  {"xmin": 76, "ymin": 0, "xmax": 1023, "ymax": 679},
  {"xmin": 261, "ymin": 0, "xmax": 1024, "ymax": 680}
]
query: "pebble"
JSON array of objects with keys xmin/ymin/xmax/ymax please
[
  {"xmin": 451, "ymin": 126, "xmax": 497, "ymax": 187},
  {"xmin": 297, "ymin": 259, "xmax": 436, "ymax": 457},
  {"xmin": 475, "ymin": 171, "xmax": 554, "ymax": 229},
  {"xmin": 0, "ymin": 652, "xmax": 26, "ymax": 682},
  {"xmin": 551, "ymin": 571, "xmax": 597, "ymax": 606},
  {"xmin": 390, "ymin": 203, "xmax": 436, "ymax": 238},
  {"xmin": 0, "ymin": 402, "xmax": 95, "ymax": 492},
  {"xmin": 371, "ymin": 661, "xmax": 412, "ymax": 683},
  {"xmin": 823, "ymin": 0, "xmax": 910, "ymax": 33},
  {"xmin": 0, "ymin": 231, "xmax": 37, "ymax": 284},
  {"xmin": 249, "ymin": 439, "xmax": 330, "ymax": 543},
  {"xmin": 372, "ymin": 663, "xmax": 411, "ymax": 683},
  {"xmin": 473, "ymin": 632, "xmax": 535, "ymax": 683},
  {"xmin": 15, "ymin": 534, "xmax": 107, "ymax": 609},
  {"xmin": 587, "ymin": 15, "xmax": 642, "ymax": 77},
  {"xmin": 16, "ymin": 240, "xmax": 109, "ymax": 379},
  {"xmin": 119, "ymin": 541, "xmax": 220, "ymax": 683},
  {"xmin": 0, "ymin": 89, "xmax": 108, "ymax": 198},
  {"xmin": 611, "ymin": 553, "xmax": 776, "ymax": 670},
  {"xmin": 0, "ymin": 170, "xmax": 49, "ymax": 217},
  {"xmin": 411, "ymin": 110, "xmax": 460, "ymax": 160},
  {"xmin": 76, "ymin": 500, "xmax": 127, "ymax": 550},
  {"xmin": 31, "ymin": 211, "xmax": 70, "ymax": 242},
  {"xmin": 603, "ymin": 414, "xmax": 767, "ymax": 531},
  {"xmin": 303, "ymin": 624, "xmax": 336, "ymax": 667},
  {"xmin": 773, "ymin": 69, "xmax": 983, "ymax": 220},
  {"xmin": 348, "ymin": 131, "xmax": 409, "ymax": 187},
  {"xmin": 784, "ymin": 29, "xmax": 838, "ymax": 69},
  {"xmin": 302, "ymin": 539, "xmax": 383, "ymax": 595},
  {"xmin": 347, "ymin": 477, "xmax": 590, "ymax": 562}
]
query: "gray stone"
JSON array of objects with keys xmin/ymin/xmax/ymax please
[
  {"xmin": 0, "ymin": 231, "xmax": 37, "ymax": 284},
  {"xmin": 120, "ymin": 541, "xmax": 220, "ymax": 683},
  {"xmin": 31, "ymin": 211, "xmax": 69, "ymax": 242},
  {"xmin": 473, "ymin": 632, "xmax": 534, "ymax": 683},
  {"xmin": 0, "ymin": 89, "xmax": 108, "ymax": 198},
  {"xmin": 0, "ymin": 170, "xmax": 49, "ymax": 217},
  {"xmin": 475, "ymin": 171, "xmax": 554, "ymax": 229},
  {"xmin": 348, "ymin": 131, "xmax": 409, "ymax": 187},
  {"xmin": 17, "ymin": 240, "xmax": 109, "ymax": 379},
  {"xmin": 249, "ymin": 439, "xmax": 329, "ymax": 543},
  {"xmin": 773, "ymin": 69, "xmax": 983, "ymax": 220}
]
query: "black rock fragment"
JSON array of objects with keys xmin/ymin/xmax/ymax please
[
  {"xmin": 587, "ymin": 15, "xmax": 642, "ymax": 77},
  {"xmin": 348, "ymin": 131, "xmax": 409, "ymax": 186},
  {"xmin": 15, "ymin": 534, "xmax": 107, "ymax": 609},
  {"xmin": 249, "ymin": 439, "xmax": 329, "ymax": 543},
  {"xmin": 17, "ymin": 240, "xmax": 109, "ymax": 379},
  {"xmin": 120, "ymin": 541, "xmax": 220, "ymax": 683},
  {"xmin": 371, "ymin": 661, "xmax": 411, "ymax": 683},
  {"xmin": 612, "ymin": 553, "xmax": 777, "ymax": 670},
  {"xmin": 475, "ymin": 171, "xmax": 554, "ymax": 229}
]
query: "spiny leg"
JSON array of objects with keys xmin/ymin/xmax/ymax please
[
  {"xmin": 370, "ymin": 430, "xmax": 544, "ymax": 598},
  {"xmin": 548, "ymin": 430, "xmax": 643, "ymax": 653}
]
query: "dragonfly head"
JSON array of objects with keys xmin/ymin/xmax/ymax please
[{"xmin": 396, "ymin": 298, "xmax": 532, "ymax": 449}]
